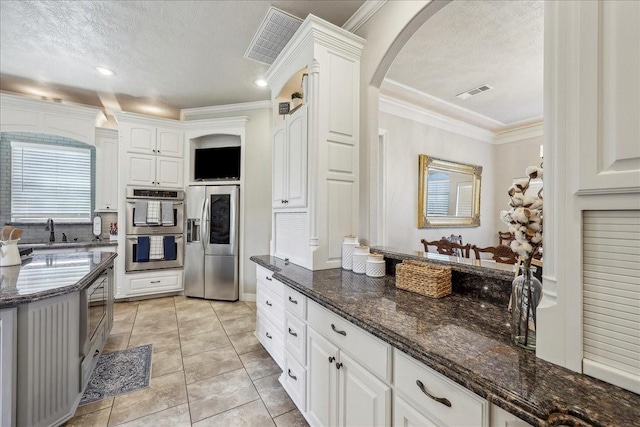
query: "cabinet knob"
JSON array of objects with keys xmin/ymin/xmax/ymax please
[
  {"xmin": 328, "ymin": 356, "xmax": 335, "ymax": 363},
  {"xmin": 336, "ymin": 362, "xmax": 343, "ymax": 369},
  {"xmin": 416, "ymin": 380, "xmax": 452, "ymax": 407},
  {"xmin": 153, "ymin": 149, "xmax": 156, "ymax": 153},
  {"xmin": 157, "ymin": 150, "xmax": 160, "ymax": 153}
]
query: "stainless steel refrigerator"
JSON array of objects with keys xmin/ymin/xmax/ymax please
[{"xmin": 184, "ymin": 185, "xmax": 239, "ymax": 300}]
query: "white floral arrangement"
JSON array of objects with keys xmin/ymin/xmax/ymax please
[{"xmin": 500, "ymin": 165, "xmax": 543, "ymax": 268}]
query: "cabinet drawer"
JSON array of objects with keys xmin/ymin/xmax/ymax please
[
  {"xmin": 256, "ymin": 311, "xmax": 284, "ymax": 369},
  {"xmin": 394, "ymin": 349, "xmax": 487, "ymax": 427},
  {"xmin": 283, "ymin": 286, "xmax": 307, "ymax": 320},
  {"xmin": 282, "ymin": 351, "xmax": 307, "ymax": 411},
  {"xmin": 284, "ymin": 312, "xmax": 306, "ymax": 365},
  {"xmin": 127, "ymin": 271, "xmax": 182, "ymax": 295},
  {"xmin": 308, "ymin": 300, "xmax": 391, "ymax": 382},
  {"xmin": 256, "ymin": 266, "xmax": 283, "ymax": 296},
  {"xmin": 257, "ymin": 285, "xmax": 284, "ymax": 331}
]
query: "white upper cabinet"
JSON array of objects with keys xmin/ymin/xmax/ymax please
[
  {"xmin": 122, "ymin": 122, "xmax": 183, "ymax": 158},
  {"xmin": 273, "ymin": 105, "xmax": 307, "ymax": 209},
  {"xmin": 156, "ymin": 127, "xmax": 183, "ymax": 157},
  {"xmin": 127, "ymin": 153, "xmax": 182, "ymax": 188},
  {"xmin": 95, "ymin": 128, "xmax": 119, "ymax": 211}
]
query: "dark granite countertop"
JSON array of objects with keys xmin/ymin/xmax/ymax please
[
  {"xmin": 19, "ymin": 241, "xmax": 118, "ymax": 251},
  {"xmin": 251, "ymin": 255, "xmax": 640, "ymax": 427},
  {"xmin": 0, "ymin": 251, "xmax": 117, "ymax": 308}
]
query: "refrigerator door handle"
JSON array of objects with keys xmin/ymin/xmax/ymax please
[
  {"xmin": 203, "ymin": 197, "xmax": 211, "ymax": 247},
  {"xmin": 200, "ymin": 197, "xmax": 207, "ymax": 250}
]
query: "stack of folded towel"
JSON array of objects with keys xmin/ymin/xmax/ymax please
[
  {"xmin": 133, "ymin": 201, "xmax": 174, "ymax": 226},
  {"xmin": 136, "ymin": 235, "xmax": 178, "ymax": 262},
  {"xmin": 147, "ymin": 201, "xmax": 161, "ymax": 225}
]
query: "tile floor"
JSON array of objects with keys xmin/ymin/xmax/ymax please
[{"xmin": 65, "ymin": 296, "xmax": 310, "ymax": 427}]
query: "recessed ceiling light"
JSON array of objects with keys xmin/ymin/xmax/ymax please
[
  {"xmin": 95, "ymin": 66, "xmax": 115, "ymax": 76},
  {"xmin": 254, "ymin": 78, "xmax": 268, "ymax": 87}
]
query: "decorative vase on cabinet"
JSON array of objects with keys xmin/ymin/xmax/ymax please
[{"xmin": 511, "ymin": 266, "xmax": 543, "ymax": 350}]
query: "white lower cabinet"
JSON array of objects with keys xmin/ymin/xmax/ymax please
[
  {"xmin": 394, "ymin": 395, "xmax": 441, "ymax": 427},
  {"xmin": 0, "ymin": 308, "xmax": 16, "ymax": 427},
  {"xmin": 490, "ymin": 403, "xmax": 533, "ymax": 427},
  {"xmin": 283, "ymin": 351, "xmax": 307, "ymax": 411},
  {"xmin": 124, "ymin": 269, "xmax": 183, "ymax": 296},
  {"xmin": 306, "ymin": 327, "xmax": 391, "ymax": 427}
]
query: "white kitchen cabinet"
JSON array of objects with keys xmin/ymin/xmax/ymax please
[
  {"xmin": 273, "ymin": 105, "xmax": 307, "ymax": 209},
  {"xmin": 121, "ymin": 122, "xmax": 183, "ymax": 158},
  {"xmin": 394, "ymin": 395, "xmax": 440, "ymax": 427},
  {"xmin": 95, "ymin": 128, "xmax": 119, "ymax": 211},
  {"xmin": 124, "ymin": 269, "xmax": 183, "ymax": 297},
  {"xmin": 0, "ymin": 308, "xmax": 16, "ymax": 427},
  {"xmin": 127, "ymin": 153, "xmax": 183, "ymax": 188},
  {"xmin": 490, "ymin": 403, "xmax": 533, "ymax": 427},
  {"xmin": 306, "ymin": 327, "xmax": 391, "ymax": 427}
]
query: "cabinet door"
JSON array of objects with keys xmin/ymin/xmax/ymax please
[
  {"xmin": 156, "ymin": 156, "xmax": 183, "ymax": 188},
  {"xmin": 273, "ymin": 123, "xmax": 287, "ymax": 207},
  {"xmin": 124, "ymin": 123, "xmax": 156, "ymax": 155},
  {"xmin": 338, "ymin": 351, "xmax": 391, "ymax": 427},
  {"xmin": 156, "ymin": 127, "xmax": 183, "ymax": 158},
  {"xmin": 307, "ymin": 327, "xmax": 339, "ymax": 427},
  {"xmin": 394, "ymin": 395, "xmax": 440, "ymax": 427},
  {"xmin": 286, "ymin": 105, "xmax": 307, "ymax": 208},
  {"xmin": 95, "ymin": 136, "xmax": 118, "ymax": 211},
  {"xmin": 0, "ymin": 308, "xmax": 16, "ymax": 427},
  {"xmin": 128, "ymin": 154, "xmax": 156, "ymax": 186}
]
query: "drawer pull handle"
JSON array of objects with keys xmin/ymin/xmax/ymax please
[
  {"xmin": 265, "ymin": 332, "xmax": 272, "ymax": 339},
  {"xmin": 288, "ymin": 328, "xmax": 298, "ymax": 337},
  {"xmin": 266, "ymin": 301, "xmax": 273, "ymax": 306},
  {"xmin": 288, "ymin": 296, "xmax": 298, "ymax": 304},
  {"xmin": 328, "ymin": 356, "xmax": 335, "ymax": 363},
  {"xmin": 150, "ymin": 280, "xmax": 161, "ymax": 283},
  {"xmin": 336, "ymin": 362, "xmax": 343, "ymax": 369},
  {"xmin": 288, "ymin": 369, "xmax": 297, "ymax": 380},
  {"xmin": 416, "ymin": 380, "xmax": 452, "ymax": 408},
  {"xmin": 94, "ymin": 349, "xmax": 100, "ymax": 357},
  {"xmin": 331, "ymin": 324, "xmax": 346, "ymax": 336},
  {"xmin": 266, "ymin": 276, "xmax": 272, "ymax": 281}
]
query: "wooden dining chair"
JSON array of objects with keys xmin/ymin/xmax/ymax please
[
  {"xmin": 421, "ymin": 238, "xmax": 471, "ymax": 258},
  {"xmin": 444, "ymin": 234, "xmax": 464, "ymax": 256},
  {"xmin": 471, "ymin": 244, "xmax": 519, "ymax": 264},
  {"xmin": 498, "ymin": 231, "xmax": 515, "ymax": 246}
]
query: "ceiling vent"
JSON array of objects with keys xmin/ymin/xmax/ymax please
[
  {"xmin": 455, "ymin": 84, "xmax": 493, "ymax": 100},
  {"xmin": 244, "ymin": 6, "xmax": 303, "ymax": 65}
]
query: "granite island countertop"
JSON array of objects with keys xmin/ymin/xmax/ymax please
[
  {"xmin": 0, "ymin": 251, "xmax": 117, "ymax": 308},
  {"xmin": 19, "ymin": 240, "xmax": 118, "ymax": 251},
  {"xmin": 251, "ymin": 255, "xmax": 640, "ymax": 427}
]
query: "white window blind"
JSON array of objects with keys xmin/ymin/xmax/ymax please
[
  {"xmin": 11, "ymin": 141, "xmax": 92, "ymax": 223},
  {"xmin": 455, "ymin": 182, "xmax": 472, "ymax": 217},
  {"xmin": 582, "ymin": 210, "xmax": 640, "ymax": 394},
  {"xmin": 427, "ymin": 172, "xmax": 449, "ymax": 216}
]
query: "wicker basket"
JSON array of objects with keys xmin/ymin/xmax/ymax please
[{"xmin": 395, "ymin": 260, "xmax": 451, "ymax": 298}]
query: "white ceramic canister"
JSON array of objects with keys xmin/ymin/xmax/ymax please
[
  {"xmin": 352, "ymin": 245, "xmax": 370, "ymax": 274},
  {"xmin": 0, "ymin": 239, "xmax": 21, "ymax": 267},
  {"xmin": 341, "ymin": 235, "xmax": 359, "ymax": 270},
  {"xmin": 366, "ymin": 253, "xmax": 386, "ymax": 277}
]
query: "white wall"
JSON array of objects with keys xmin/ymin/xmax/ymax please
[
  {"xmin": 493, "ymin": 135, "xmax": 543, "ymax": 234},
  {"xmin": 379, "ymin": 110, "xmax": 495, "ymax": 251}
]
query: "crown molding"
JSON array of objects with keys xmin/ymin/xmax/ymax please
[
  {"xmin": 180, "ymin": 100, "xmax": 271, "ymax": 121},
  {"xmin": 95, "ymin": 127, "xmax": 118, "ymax": 138},
  {"xmin": 379, "ymin": 94, "xmax": 495, "ymax": 144},
  {"xmin": 182, "ymin": 116, "xmax": 249, "ymax": 130},
  {"xmin": 114, "ymin": 111, "xmax": 181, "ymax": 127},
  {"xmin": 494, "ymin": 123, "xmax": 544, "ymax": 144},
  {"xmin": 0, "ymin": 91, "xmax": 100, "ymax": 118},
  {"xmin": 342, "ymin": 1, "xmax": 388, "ymax": 32}
]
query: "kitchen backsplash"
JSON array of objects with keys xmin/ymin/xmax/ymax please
[{"xmin": 0, "ymin": 132, "xmax": 118, "ymax": 244}]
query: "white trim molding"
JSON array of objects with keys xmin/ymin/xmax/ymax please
[
  {"xmin": 494, "ymin": 123, "xmax": 544, "ymax": 144},
  {"xmin": 342, "ymin": 1, "xmax": 388, "ymax": 33},
  {"xmin": 180, "ymin": 101, "xmax": 271, "ymax": 121}
]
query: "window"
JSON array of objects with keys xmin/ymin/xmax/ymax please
[
  {"xmin": 426, "ymin": 172, "xmax": 449, "ymax": 216},
  {"xmin": 11, "ymin": 141, "xmax": 92, "ymax": 223},
  {"xmin": 455, "ymin": 182, "xmax": 473, "ymax": 217}
]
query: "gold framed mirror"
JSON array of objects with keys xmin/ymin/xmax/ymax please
[{"xmin": 418, "ymin": 155, "xmax": 482, "ymax": 228}]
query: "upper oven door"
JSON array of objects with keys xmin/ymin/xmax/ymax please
[{"xmin": 126, "ymin": 199, "xmax": 184, "ymax": 235}]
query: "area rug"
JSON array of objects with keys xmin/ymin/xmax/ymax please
[{"xmin": 80, "ymin": 344, "xmax": 153, "ymax": 405}]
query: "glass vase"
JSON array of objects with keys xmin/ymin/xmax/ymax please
[{"xmin": 511, "ymin": 265, "xmax": 543, "ymax": 350}]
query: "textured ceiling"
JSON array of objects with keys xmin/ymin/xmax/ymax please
[
  {"xmin": 0, "ymin": 0, "xmax": 364, "ymax": 119},
  {"xmin": 385, "ymin": 0, "xmax": 544, "ymax": 131}
]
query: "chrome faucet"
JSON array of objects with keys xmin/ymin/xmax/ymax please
[{"xmin": 45, "ymin": 218, "xmax": 55, "ymax": 242}]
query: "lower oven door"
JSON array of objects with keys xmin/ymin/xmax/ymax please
[
  {"xmin": 126, "ymin": 234, "xmax": 184, "ymax": 272},
  {"xmin": 80, "ymin": 273, "xmax": 107, "ymax": 357}
]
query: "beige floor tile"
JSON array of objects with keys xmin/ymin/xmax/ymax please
[
  {"xmin": 102, "ymin": 333, "xmax": 130, "ymax": 354},
  {"xmin": 110, "ymin": 315, "xmax": 135, "ymax": 335},
  {"xmin": 113, "ymin": 309, "xmax": 137, "ymax": 325},
  {"xmin": 214, "ymin": 304, "xmax": 255, "ymax": 321},
  {"xmin": 151, "ymin": 347, "xmax": 183, "ymax": 378},
  {"xmin": 180, "ymin": 329, "xmax": 231, "ymax": 357},
  {"xmin": 210, "ymin": 300, "xmax": 244, "ymax": 312},
  {"xmin": 178, "ymin": 315, "xmax": 222, "ymax": 338},
  {"xmin": 192, "ymin": 399, "xmax": 275, "ymax": 427},
  {"xmin": 64, "ymin": 407, "xmax": 111, "ymax": 427},
  {"xmin": 245, "ymin": 301, "xmax": 257, "ymax": 312},
  {"xmin": 114, "ymin": 403, "xmax": 191, "ymax": 427},
  {"xmin": 176, "ymin": 306, "xmax": 216, "ymax": 324},
  {"xmin": 183, "ymin": 345, "xmax": 243, "ymax": 384},
  {"xmin": 240, "ymin": 349, "xmax": 281, "ymax": 381},
  {"xmin": 221, "ymin": 315, "xmax": 256, "ymax": 336},
  {"xmin": 108, "ymin": 371, "xmax": 187, "ymax": 426},
  {"xmin": 73, "ymin": 397, "xmax": 114, "ymax": 418},
  {"xmin": 135, "ymin": 306, "xmax": 176, "ymax": 325},
  {"xmin": 174, "ymin": 296, "xmax": 213, "ymax": 310},
  {"xmin": 131, "ymin": 315, "xmax": 178, "ymax": 336},
  {"xmin": 228, "ymin": 330, "xmax": 263, "ymax": 355},
  {"xmin": 137, "ymin": 296, "xmax": 176, "ymax": 309},
  {"xmin": 253, "ymin": 373, "xmax": 295, "ymax": 417},
  {"xmin": 187, "ymin": 368, "xmax": 260, "ymax": 423},
  {"xmin": 113, "ymin": 301, "xmax": 139, "ymax": 315},
  {"xmin": 128, "ymin": 330, "xmax": 180, "ymax": 353},
  {"xmin": 273, "ymin": 408, "xmax": 310, "ymax": 427}
]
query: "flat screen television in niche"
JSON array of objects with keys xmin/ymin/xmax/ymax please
[{"xmin": 194, "ymin": 146, "xmax": 241, "ymax": 181}]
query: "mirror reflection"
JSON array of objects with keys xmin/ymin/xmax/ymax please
[{"xmin": 418, "ymin": 155, "xmax": 481, "ymax": 228}]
